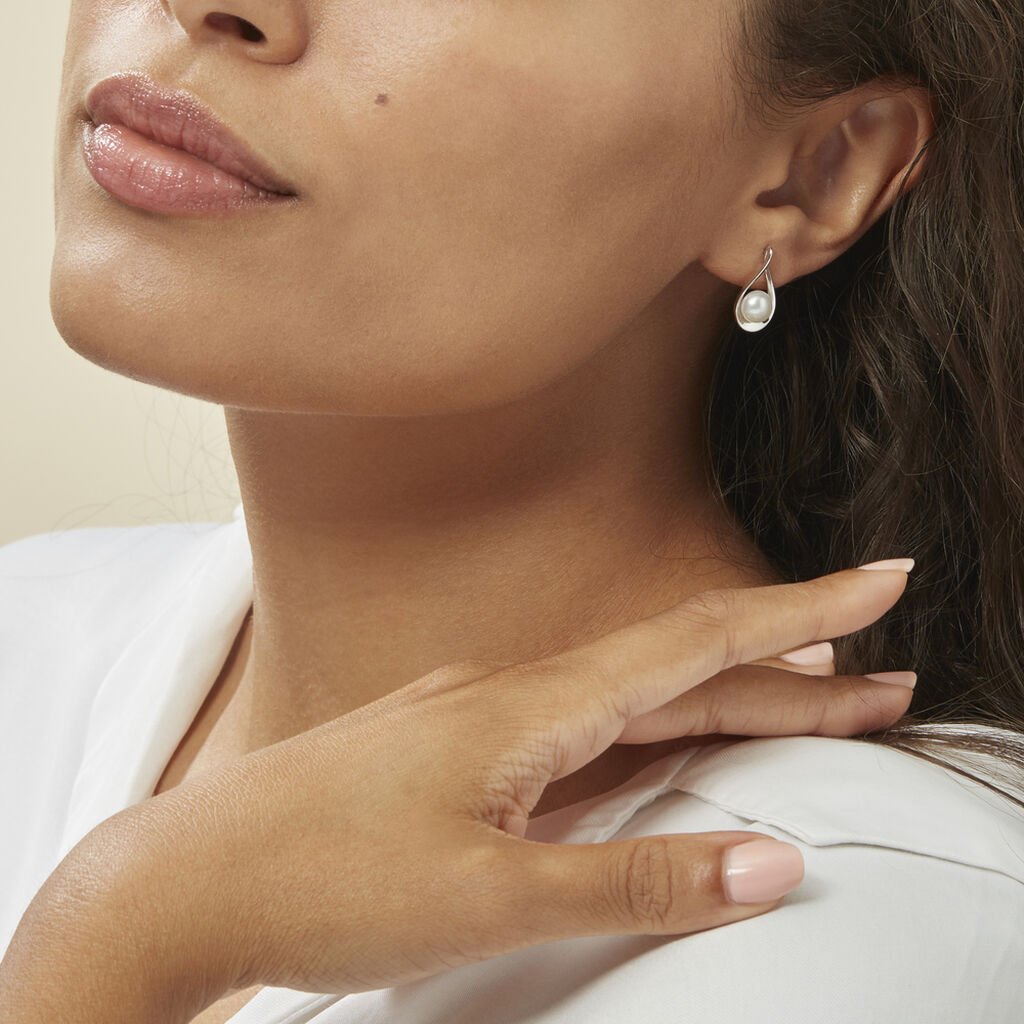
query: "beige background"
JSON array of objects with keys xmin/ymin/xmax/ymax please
[{"xmin": 1, "ymin": 4, "xmax": 240, "ymax": 548}]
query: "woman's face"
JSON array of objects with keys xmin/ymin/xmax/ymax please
[{"xmin": 52, "ymin": 0, "xmax": 752, "ymax": 416}]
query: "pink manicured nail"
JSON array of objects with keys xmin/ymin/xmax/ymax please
[
  {"xmin": 864, "ymin": 671, "xmax": 918, "ymax": 688},
  {"xmin": 855, "ymin": 558, "xmax": 915, "ymax": 572},
  {"xmin": 722, "ymin": 839, "xmax": 805, "ymax": 904},
  {"xmin": 779, "ymin": 641, "xmax": 834, "ymax": 665}
]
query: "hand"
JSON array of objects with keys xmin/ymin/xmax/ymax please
[{"xmin": 3, "ymin": 564, "xmax": 914, "ymax": 1021}]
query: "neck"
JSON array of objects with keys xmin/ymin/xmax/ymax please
[{"xmin": 223, "ymin": 270, "xmax": 783, "ymax": 754}]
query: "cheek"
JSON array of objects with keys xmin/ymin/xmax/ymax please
[{"xmin": 289, "ymin": 11, "xmax": 729, "ymax": 411}]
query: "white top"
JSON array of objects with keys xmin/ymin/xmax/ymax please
[{"xmin": 2, "ymin": 503, "xmax": 1023, "ymax": 1022}]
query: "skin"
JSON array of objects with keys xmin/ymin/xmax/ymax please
[{"xmin": 46, "ymin": 2, "xmax": 932, "ymax": 1018}]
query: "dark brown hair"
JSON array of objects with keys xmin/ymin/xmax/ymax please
[{"xmin": 706, "ymin": 0, "xmax": 1024, "ymax": 806}]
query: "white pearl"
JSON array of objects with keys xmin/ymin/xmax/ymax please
[{"xmin": 740, "ymin": 289, "xmax": 772, "ymax": 324}]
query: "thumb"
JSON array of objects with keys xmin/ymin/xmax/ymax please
[{"xmin": 506, "ymin": 832, "xmax": 804, "ymax": 940}]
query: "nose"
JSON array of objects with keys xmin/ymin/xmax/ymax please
[{"xmin": 165, "ymin": 0, "xmax": 309, "ymax": 64}]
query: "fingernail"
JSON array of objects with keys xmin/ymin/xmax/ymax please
[
  {"xmin": 722, "ymin": 839, "xmax": 805, "ymax": 904},
  {"xmin": 864, "ymin": 670, "xmax": 918, "ymax": 689},
  {"xmin": 855, "ymin": 558, "xmax": 915, "ymax": 572},
  {"xmin": 779, "ymin": 641, "xmax": 834, "ymax": 665}
]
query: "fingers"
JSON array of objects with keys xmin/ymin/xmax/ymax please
[
  {"xmin": 483, "ymin": 564, "xmax": 913, "ymax": 782},
  {"xmin": 759, "ymin": 640, "xmax": 836, "ymax": 673},
  {"xmin": 502, "ymin": 831, "xmax": 805, "ymax": 943},
  {"xmin": 614, "ymin": 663, "xmax": 914, "ymax": 744}
]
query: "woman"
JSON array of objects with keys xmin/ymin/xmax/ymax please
[{"xmin": 1, "ymin": 0, "xmax": 1022, "ymax": 1021}]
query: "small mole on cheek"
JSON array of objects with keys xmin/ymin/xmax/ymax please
[{"xmin": 374, "ymin": 93, "xmax": 389, "ymax": 105}]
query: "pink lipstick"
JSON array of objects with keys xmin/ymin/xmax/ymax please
[{"xmin": 82, "ymin": 71, "xmax": 299, "ymax": 215}]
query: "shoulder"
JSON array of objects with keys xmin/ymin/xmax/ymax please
[
  {"xmin": 0, "ymin": 513, "xmax": 230, "ymax": 601},
  {"xmin": 0, "ymin": 509, "xmax": 246, "ymax": 732},
  {"xmin": 0, "ymin": 508, "xmax": 249, "ymax": 959},
  {"xmin": 0, "ymin": 509, "xmax": 240, "ymax": 646},
  {"xmin": 372, "ymin": 734, "xmax": 1024, "ymax": 1023},
  {"xmin": 601, "ymin": 733, "xmax": 1024, "ymax": 1020},
  {"xmin": 665, "ymin": 731, "xmax": 1024, "ymax": 885}
]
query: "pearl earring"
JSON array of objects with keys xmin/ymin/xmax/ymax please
[{"xmin": 734, "ymin": 246, "xmax": 777, "ymax": 332}]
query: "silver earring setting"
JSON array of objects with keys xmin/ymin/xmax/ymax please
[{"xmin": 734, "ymin": 246, "xmax": 776, "ymax": 332}]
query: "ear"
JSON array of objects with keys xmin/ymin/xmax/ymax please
[{"xmin": 701, "ymin": 81, "xmax": 936, "ymax": 290}]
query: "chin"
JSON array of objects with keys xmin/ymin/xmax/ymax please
[
  {"xmin": 50, "ymin": 243, "xmax": 215, "ymax": 401},
  {"xmin": 47, "ymin": 237, "xmax": 292, "ymax": 411}
]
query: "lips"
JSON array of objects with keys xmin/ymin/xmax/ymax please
[{"xmin": 84, "ymin": 71, "xmax": 298, "ymax": 197}]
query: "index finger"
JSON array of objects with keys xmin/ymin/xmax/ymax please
[{"xmin": 487, "ymin": 562, "xmax": 913, "ymax": 782}]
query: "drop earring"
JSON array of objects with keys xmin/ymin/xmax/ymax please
[{"xmin": 734, "ymin": 245, "xmax": 777, "ymax": 332}]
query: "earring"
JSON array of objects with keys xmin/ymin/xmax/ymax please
[{"xmin": 734, "ymin": 245, "xmax": 777, "ymax": 332}]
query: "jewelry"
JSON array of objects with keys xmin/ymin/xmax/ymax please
[{"xmin": 734, "ymin": 246, "xmax": 777, "ymax": 332}]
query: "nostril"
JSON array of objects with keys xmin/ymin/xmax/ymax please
[{"xmin": 205, "ymin": 13, "xmax": 266, "ymax": 43}]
